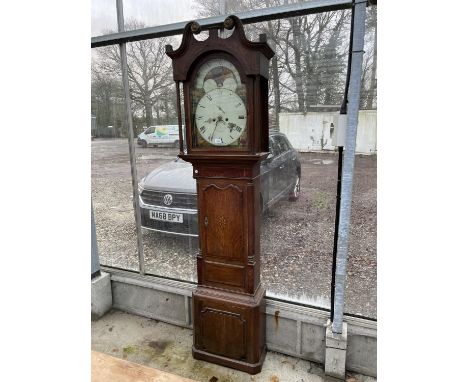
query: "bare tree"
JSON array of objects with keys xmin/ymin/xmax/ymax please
[
  {"xmin": 92, "ymin": 20, "xmax": 174, "ymax": 128},
  {"xmin": 91, "ymin": 67, "xmax": 126, "ymax": 136},
  {"xmin": 364, "ymin": 5, "xmax": 377, "ymax": 109},
  {"xmin": 276, "ymin": 9, "xmax": 349, "ymax": 111},
  {"xmin": 193, "ymin": 0, "xmax": 365, "ymax": 116}
]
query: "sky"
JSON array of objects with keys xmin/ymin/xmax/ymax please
[{"xmin": 92, "ymin": 0, "xmax": 197, "ymax": 36}]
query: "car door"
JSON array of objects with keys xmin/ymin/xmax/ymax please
[
  {"xmin": 145, "ymin": 126, "xmax": 156, "ymax": 144},
  {"xmin": 263, "ymin": 137, "xmax": 278, "ymax": 203},
  {"xmin": 266, "ymin": 136, "xmax": 285, "ymax": 200},
  {"xmin": 271, "ymin": 135, "xmax": 289, "ymax": 196},
  {"xmin": 277, "ymin": 135, "xmax": 295, "ymax": 191}
]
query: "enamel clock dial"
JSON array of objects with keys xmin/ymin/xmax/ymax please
[{"xmin": 191, "ymin": 58, "xmax": 248, "ymax": 148}]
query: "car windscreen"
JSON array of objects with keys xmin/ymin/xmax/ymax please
[
  {"xmin": 269, "ymin": 137, "xmax": 282, "ymax": 157},
  {"xmin": 272, "ymin": 135, "xmax": 287, "ymax": 155}
]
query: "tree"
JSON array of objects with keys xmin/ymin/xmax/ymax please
[
  {"xmin": 278, "ymin": 10, "xmax": 349, "ymax": 111},
  {"xmin": 364, "ymin": 5, "xmax": 377, "ymax": 109},
  {"xmin": 92, "ymin": 20, "xmax": 174, "ymax": 128},
  {"xmin": 91, "ymin": 69, "xmax": 126, "ymax": 137},
  {"xmin": 195, "ymin": 0, "xmax": 351, "ymax": 113}
]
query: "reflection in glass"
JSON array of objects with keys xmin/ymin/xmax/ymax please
[
  {"xmin": 92, "ymin": 0, "xmax": 118, "ymax": 36},
  {"xmin": 90, "ymin": 4, "xmax": 377, "ymax": 316},
  {"xmin": 124, "ymin": 42, "xmax": 198, "ymax": 282},
  {"xmin": 137, "ymin": 146, "xmax": 198, "ymax": 282},
  {"xmin": 343, "ymin": 154, "xmax": 377, "ymax": 319},
  {"xmin": 91, "ymin": 50, "xmax": 140, "ymax": 271},
  {"xmin": 123, "ymin": 0, "xmax": 196, "ymax": 30}
]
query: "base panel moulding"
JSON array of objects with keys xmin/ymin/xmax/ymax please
[{"xmin": 192, "ymin": 286, "xmax": 266, "ymax": 374}]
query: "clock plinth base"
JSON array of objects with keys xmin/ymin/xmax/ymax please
[
  {"xmin": 192, "ymin": 345, "xmax": 266, "ymax": 375},
  {"xmin": 192, "ymin": 285, "xmax": 266, "ymax": 375}
]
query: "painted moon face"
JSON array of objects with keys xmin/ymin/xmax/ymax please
[
  {"xmin": 222, "ymin": 77, "xmax": 237, "ymax": 91},
  {"xmin": 195, "ymin": 59, "xmax": 242, "ymax": 90},
  {"xmin": 203, "ymin": 78, "xmax": 217, "ymax": 93}
]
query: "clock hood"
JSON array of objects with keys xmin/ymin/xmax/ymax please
[{"xmin": 165, "ymin": 15, "xmax": 274, "ymax": 81}]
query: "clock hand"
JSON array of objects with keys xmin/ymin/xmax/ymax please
[
  {"xmin": 217, "ymin": 105, "xmax": 225, "ymax": 114},
  {"xmin": 209, "ymin": 121, "xmax": 219, "ymax": 141}
]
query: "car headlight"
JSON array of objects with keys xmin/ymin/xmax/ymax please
[{"xmin": 138, "ymin": 178, "xmax": 145, "ymax": 195}]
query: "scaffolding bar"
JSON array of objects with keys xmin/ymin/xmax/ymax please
[
  {"xmin": 116, "ymin": 0, "xmax": 146, "ymax": 275},
  {"xmin": 331, "ymin": 0, "xmax": 367, "ymax": 334}
]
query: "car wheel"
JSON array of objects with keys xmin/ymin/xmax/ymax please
[
  {"xmin": 142, "ymin": 140, "xmax": 147, "ymax": 148},
  {"xmin": 289, "ymin": 173, "xmax": 300, "ymax": 201}
]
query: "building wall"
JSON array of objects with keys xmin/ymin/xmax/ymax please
[{"xmin": 279, "ymin": 111, "xmax": 377, "ymax": 155}]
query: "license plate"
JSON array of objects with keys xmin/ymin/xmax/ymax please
[{"xmin": 149, "ymin": 210, "xmax": 183, "ymax": 223}]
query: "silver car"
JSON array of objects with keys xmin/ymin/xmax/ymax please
[{"xmin": 138, "ymin": 132, "xmax": 301, "ymax": 237}]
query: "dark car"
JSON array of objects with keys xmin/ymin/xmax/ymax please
[{"xmin": 138, "ymin": 132, "xmax": 301, "ymax": 237}]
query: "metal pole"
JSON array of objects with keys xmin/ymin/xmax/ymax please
[
  {"xmin": 175, "ymin": 81, "xmax": 184, "ymax": 154},
  {"xmin": 331, "ymin": 0, "xmax": 366, "ymax": 334},
  {"xmin": 330, "ymin": 145, "xmax": 343, "ymax": 319},
  {"xmin": 330, "ymin": 0, "xmax": 355, "ymax": 321},
  {"xmin": 116, "ymin": 0, "xmax": 146, "ymax": 275}
]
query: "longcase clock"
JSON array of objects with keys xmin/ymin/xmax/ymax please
[{"xmin": 166, "ymin": 16, "xmax": 274, "ymax": 374}]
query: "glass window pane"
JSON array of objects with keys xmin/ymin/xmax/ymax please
[
  {"xmin": 359, "ymin": 4, "xmax": 377, "ymax": 110},
  {"xmin": 196, "ymin": 0, "xmax": 299, "ymax": 17},
  {"xmin": 119, "ymin": 35, "xmax": 198, "ymax": 282},
  {"xmin": 123, "ymin": 0, "xmax": 197, "ymax": 30},
  {"xmin": 343, "ymin": 152, "xmax": 377, "ymax": 319},
  {"xmin": 90, "ymin": 4, "xmax": 377, "ymax": 319},
  {"xmin": 92, "ymin": 0, "xmax": 118, "ymax": 36},
  {"xmin": 244, "ymin": 11, "xmax": 351, "ymax": 310},
  {"xmin": 91, "ymin": 46, "xmax": 141, "ymax": 272},
  {"xmin": 344, "ymin": 4, "xmax": 377, "ymax": 318}
]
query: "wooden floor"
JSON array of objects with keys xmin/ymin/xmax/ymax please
[{"xmin": 91, "ymin": 351, "xmax": 199, "ymax": 382}]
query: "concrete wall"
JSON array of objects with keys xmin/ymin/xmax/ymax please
[
  {"xmin": 104, "ymin": 267, "xmax": 377, "ymax": 377},
  {"xmin": 279, "ymin": 111, "xmax": 377, "ymax": 155}
]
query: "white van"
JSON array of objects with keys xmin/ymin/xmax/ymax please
[{"xmin": 137, "ymin": 125, "xmax": 181, "ymax": 148}]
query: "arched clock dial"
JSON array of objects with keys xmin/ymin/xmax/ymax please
[
  {"xmin": 195, "ymin": 59, "xmax": 242, "ymax": 91},
  {"xmin": 191, "ymin": 57, "xmax": 248, "ymax": 148},
  {"xmin": 195, "ymin": 88, "xmax": 247, "ymax": 146}
]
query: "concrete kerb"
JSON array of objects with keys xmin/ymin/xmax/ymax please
[
  {"xmin": 92, "ymin": 272, "xmax": 112, "ymax": 319},
  {"xmin": 101, "ymin": 267, "xmax": 376, "ymax": 377},
  {"xmin": 325, "ymin": 319, "xmax": 348, "ymax": 380}
]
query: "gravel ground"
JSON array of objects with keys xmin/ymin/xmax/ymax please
[{"xmin": 92, "ymin": 138, "xmax": 376, "ymax": 318}]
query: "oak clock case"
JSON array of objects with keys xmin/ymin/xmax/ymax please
[{"xmin": 166, "ymin": 16, "xmax": 274, "ymax": 375}]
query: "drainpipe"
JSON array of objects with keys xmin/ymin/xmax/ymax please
[{"xmin": 331, "ymin": 0, "xmax": 367, "ymax": 335}]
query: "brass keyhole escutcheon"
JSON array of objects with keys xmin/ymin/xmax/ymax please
[{"xmin": 204, "ymin": 216, "xmax": 208, "ymax": 227}]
